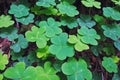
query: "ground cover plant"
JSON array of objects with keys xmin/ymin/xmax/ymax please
[{"xmin": 0, "ymin": 0, "xmax": 120, "ymax": 80}]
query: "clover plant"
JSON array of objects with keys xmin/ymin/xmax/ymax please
[{"xmin": 0, "ymin": 0, "xmax": 120, "ymax": 80}]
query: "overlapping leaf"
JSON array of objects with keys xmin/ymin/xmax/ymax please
[
  {"xmin": 0, "ymin": 27, "xmax": 18, "ymax": 41},
  {"xmin": 102, "ymin": 57, "xmax": 118, "ymax": 73},
  {"xmin": 0, "ymin": 51, "xmax": 8, "ymax": 70},
  {"xmin": 0, "ymin": 15, "xmax": 14, "ymax": 28},
  {"xmin": 81, "ymin": 0, "xmax": 101, "ymax": 9},
  {"xmin": 68, "ymin": 35, "xmax": 89, "ymax": 52},
  {"xmin": 36, "ymin": 62, "xmax": 60, "ymax": 80},
  {"xmin": 10, "ymin": 34, "xmax": 28, "ymax": 53},
  {"xmin": 61, "ymin": 16, "xmax": 78, "ymax": 29},
  {"xmin": 49, "ymin": 33, "xmax": 74, "ymax": 60},
  {"xmin": 78, "ymin": 27, "xmax": 100, "ymax": 45},
  {"xmin": 103, "ymin": 7, "xmax": 120, "ymax": 20},
  {"xmin": 16, "ymin": 14, "xmax": 34, "ymax": 25},
  {"xmin": 36, "ymin": 0, "xmax": 56, "ymax": 7},
  {"xmin": 9, "ymin": 4, "xmax": 29, "ymax": 18},
  {"xmin": 39, "ymin": 17, "xmax": 62, "ymax": 38},
  {"xmin": 77, "ymin": 14, "xmax": 96, "ymax": 28},
  {"xmin": 57, "ymin": 1, "xmax": 79, "ymax": 17},
  {"xmin": 62, "ymin": 58, "xmax": 92, "ymax": 80},
  {"xmin": 102, "ymin": 24, "xmax": 120, "ymax": 41},
  {"xmin": 25, "ymin": 26, "xmax": 48, "ymax": 48}
]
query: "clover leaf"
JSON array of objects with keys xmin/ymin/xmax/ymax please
[
  {"xmin": 62, "ymin": 58, "xmax": 92, "ymax": 80},
  {"xmin": 25, "ymin": 26, "xmax": 48, "ymax": 48},
  {"xmin": 102, "ymin": 24, "xmax": 120, "ymax": 41},
  {"xmin": 68, "ymin": 35, "xmax": 89, "ymax": 52},
  {"xmin": 36, "ymin": 62, "xmax": 60, "ymax": 80},
  {"xmin": 78, "ymin": 27, "xmax": 100, "ymax": 45},
  {"xmin": 39, "ymin": 17, "xmax": 62, "ymax": 38},
  {"xmin": 10, "ymin": 34, "xmax": 28, "ymax": 53},
  {"xmin": 81, "ymin": 0, "xmax": 101, "ymax": 9},
  {"xmin": 61, "ymin": 0, "xmax": 76, "ymax": 4},
  {"xmin": 16, "ymin": 14, "xmax": 34, "ymax": 25},
  {"xmin": 36, "ymin": 46, "xmax": 50, "ymax": 59},
  {"xmin": 60, "ymin": 16, "xmax": 78, "ymax": 29},
  {"xmin": 31, "ymin": 6, "xmax": 58, "ymax": 15},
  {"xmin": 0, "ymin": 15, "xmax": 14, "ymax": 28},
  {"xmin": 9, "ymin": 4, "xmax": 29, "ymax": 18},
  {"xmin": 36, "ymin": 0, "xmax": 56, "ymax": 7},
  {"xmin": 114, "ymin": 40, "xmax": 120, "ymax": 51},
  {"xmin": 4, "ymin": 62, "xmax": 37, "ymax": 80},
  {"xmin": 102, "ymin": 57, "xmax": 118, "ymax": 73},
  {"xmin": 57, "ymin": 1, "xmax": 79, "ymax": 17},
  {"xmin": 112, "ymin": 0, "xmax": 120, "ymax": 5},
  {"xmin": 49, "ymin": 33, "xmax": 74, "ymax": 60},
  {"xmin": 77, "ymin": 14, "xmax": 96, "ymax": 28},
  {"xmin": 0, "ymin": 27, "xmax": 18, "ymax": 41},
  {"xmin": 103, "ymin": 7, "xmax": 120, "ymax": 20},
  {"xmin": 0, "ymin": 74, "xmax": 3, "ymax": 80},
  {"xmin": 0, "ymin": 51, "xmax": 9, "ymax": 70}
]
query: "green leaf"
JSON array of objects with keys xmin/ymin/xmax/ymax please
[
  {"xmin": 16, "ymin": 14, "xmax": 35, "ymax": 25},
  {"xmin": 93, "ymin": 14, "xmax": 105, "ymax": 25},
  {"xmin": 4, "ymin": 62, "xmax": 37, "ymax": 80},
  {"xmin": 31, "ymin": 6, "xmax": 58, "ymax": 15},
  {"xmin": 102, "ymin": 57, "xmax": 118, "ymax": 73},
  {"xmin": 91, "ymin": 45, "xmax": 102, "ymax": 56},
  {"xmin": 9, "ymin": 4, "xmax": 29, "ymax": 18},
  {"xmin": 39, "ymin": 17, "xmax": 62, "ymax": 38},
  {"xmin": 0, "ymin": 74, "xmax": 3, "ymax": 80},
  {"xmin": 62, "ymin": 58, "xmax": 92, "ymax": 80},
  {"xmin": 10, "ymin": 34, "xmax": 28, "ymax": 53},
  {"xmin": 68, "ymin": 35, "xmax": 89, "ymax": 52},
  {"xmin": 112, "ymin": 70, "xmax": 120, "ymax": 80},
  {"xmin": 0, "ymin": 51, "xmax": 8, "ymax": 70},
  {"xmin": 61, "ymin": 0, "xmax": 76, "ymax": 4},
  {"xmin": 25, "ymin": 26, "xmax": 48, "ymax": 48},
  {"xmin": 36, "ymin": 46, "xmax": 50, "ymax": 59},
  {"xmin": 0, "ymin": 27, "xmax": 18, "ymax": 41},
  {"xmin": 77, "ymin": 14, "xmax": 96, "ymax": 28},
  {"xmin": 103, "ymin": 7, "xmax": 120, "ymax": 20},
  {"xmin": 36, "ymin": 62, "xmax": 60, "ymax": 80},
  {"xmin": 114, "ymin": 40, "xmax": 120, "ymax": 51},
  {"xmin": 112, "ymin": 0, "xmax": 120, "ymax": 5},
  {"xmin": 57, "ymin": 1, "xmax": 79, "ymax": 17},
  {"xmin": 102, "ymin": 24, "xmax": 120, "ymax": 41},
  {"xmin": 60, "ymin": 16, "xmax": 78, "ymax": 29},
  {"xmin": 36, "ymin": 0, "xmax": 56, "ymax": 7},
  {"xmin": 78, "ymin": 27, "xmax": 100, "ymax": 45},
  {"xmin": 0, "ymin": 15, "xmax": 14, "ymax": 28},
  {"xmin": 81, "ymin": 0, "xmax": 101, "ymax": 9},
  {"xmin": 49, "ymin": 33, "xmax": 74, "ymax": 60}
]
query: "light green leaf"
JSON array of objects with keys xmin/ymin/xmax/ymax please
[
  {"xmin": 102, "ymin": 57, "xmax": 118, "ymax": 73},
  {"xmin": 49, "ymin": 33, "xmax": 74, "ymax": 60},
  {"xmin": 36, "ymin": 0, "xmax": 56, "ymax": 7},
  {"xmin": 78, "ymin": 27, "xmax": 100, "ymax": 45},
  {"xmin": 62, "ymin": 58, "xmax": 92, "ymax": 80},
  {"xmin": 9, "ymin": 4, "xmax": 29, "ymax": 18},
  {"xmin": 0, "ymin": 51, "xmax": 9, "ymax": 70},
  {"xmin": 81, "ymin": 0, "xmax": 101, "ymax": 9},
  {"xmin": 57, "ymin": 1, "xmax": 79, "ymax": 17},
  {"xmin": 0, "ymin": 15, "xmax": 14, "ymax": 28},
  {"xmin": 114, "ymin": 40, "xmax": 120, "ymax": 51},
  {"xmin": 68, "ymin": 35, "xmax": 89, "ymax": 52},
  {"xmin": 39, "ymin": 17, "xmax": 62, "ymax": 38},
  {"xmin": 36, "ymin": 62, "xmax": 60, "ymax": 80},
  {"xmin": 25, "ymin": 26, "xmax": 48, "ymax": 48},
  {"xmin": 0, "ymin": 74, "xmax": 3, "ymax": 80}
]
